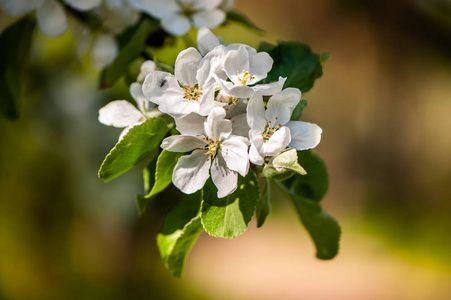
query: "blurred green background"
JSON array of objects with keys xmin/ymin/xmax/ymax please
[{"xmin": 1, "ymin": 0, "xmax": 451, "ymax": 299}]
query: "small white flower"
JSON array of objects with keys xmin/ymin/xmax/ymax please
[
  {"xmin": 247, "ymin": 89, "xmax": 322, "ymax": 165},
  {"xmin": 142, "ymin": 47, "xmax": 217, "ymax": 117},
  {"xmin": 136, "ymin": 0, "xmax": 226, "ymax": 36},
  {"xmin": 0, "ymin": 0, "xmax": 68, "ymax": 37},
  {"xmin": 213, "ymin": 44, "xmax": 286, "ymax": 98},
  {"xmin": 99, "ymin": 83, "xmax": 157, "ymax": 140},
  {"xmin": 161, "ymin": 107, "xmax": 249, "ymax": 198}
]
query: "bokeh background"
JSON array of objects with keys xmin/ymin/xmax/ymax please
[{"xmin": 1, "ymin": 0, "xmax": 451, "ymax": 299}]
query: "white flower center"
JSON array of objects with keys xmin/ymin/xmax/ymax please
[
  {"xmin": 182, "ymin": 84, "xmax": 203, "ymax": 101},
  {"xmin": 236, "ymin": 70, "xmax": 255, "ymax": 86},
  {"xmin": 262, "ymin": 118, "xmax": 281, "ymax": 141},
  {"xmin": 200, "ymin": 136, "xmax": 222, "ymax": 160}
]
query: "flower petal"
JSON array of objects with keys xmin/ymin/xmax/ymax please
[
  {"xmin": 231, "ymin": 113, "xmax": 249, "ymax": 137},
  {"xmin": 197, "ymin": 45, "xmax": 228, "ymax": 87},
  {"xmin": 98, "ymin": 100, "xmax": 143, "ymax": 127},
  {"xmin": 192, "ymin": 9, "xmax": 225, "ymax": 29},
  {"xmin": 247, "ymin": 92, "xmax": 266, "ymax": 132},
  {"xmin": 211, "ymin": 153, "xmax": 238, "ymax": 198},
  {"xmin": 221, "ymin": 137, "xmax": 249, "ymax": 177},
  {"xmin": 197, "ymin": 86, "xmax": 217, "ymax": 116},
  {"xmin": 261, "ymin": 126, "xmax": 291, "ymax": 157},
  {"xmin": 173, "ymin": 150, "xmax": 211, "ymax": 194},
  {"xmin": 161, "ymin": 14, "xmax": 191, "ymax": 36},
  {"xmin": 175, "ymin": 113, "xmax": 206, "ymax": 135},
  {"xmin": 175, "ymin": 47, "xmax": 202, "ymax": 87},
  {"xmin": 286, "ymin": 121, "xmax": 322, "ymax": 150},
  {"xmin": 142, "ymin": 71, "xmax": 182, "ymax": 104},
  {"xmin": 252, "ymin": 76, "xmax": 286, "ymax": 96},
  {"xmin": 249, "ymin": 130, "xmax": 264, "ymax": 165},
  {"xmin": 266, "ymin": 88, "xmax": 301, "ymax": 126},
  {"xmin": 213, "ymin": 74, "xmax": 254, "ymax": 98},
  {"xmin": 90, "ymin": 34, "xmax": 118, "ymax": 69},
  {"xmin": 204, "ymin": 107, "xmax": 232, "ymax": 140},
  {"xmin": 224, "ymin": 98, "xmax": 247, "ymax": 118},
  {"xmin": 192, "ymin": 0, "xmax": 221, "ymax": 11},
  {"xmin": 129, "ymin": 83, "xmax": 150, "ymax": 112},
  {"xmin": 161, "ymin": 135, "xmax": 207, "ymax": 152},
  {"xmin": 197, "ymin": 27, "xmax": 220, "ymax": 56},
  {"xmin": 224, "ymin": 45, "xmax": 250, "ymax": 84},
  {"xmin": 248, "ymin": 51, "xmax": 273, "ymax": 84},
  {"xmin": 36, "ymin": 0, "xmax": 68, "ymax": 37},
  {"xmin": 138, "ymin": 0, "xmax": 179, "ymax": 18},
  {"xmin": 226, "ymin": 43, "xmax": 257, "ymax": 57}
]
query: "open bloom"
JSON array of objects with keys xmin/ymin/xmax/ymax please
[
  {"xmin": 142, "ymin": 47, "xmax": 217, "ymax": 117},
  {"xmin": 0, "ymin": 0, "xmax": 68, "ymax": 37},
  {"xmin": 213, "ymin": 45, "xmax": 286, "ymax": 99},
  {"xmin": 161, "ymin": 107, "xmax": 249, "ymax": 198},
  {"xmin": 135, "ymin": 0, "xmax": 225, "ymax": 36},
  {"xmin": 247, "ymin": 89, "xmax": 322, "ymax": 165},
  {"xmin": 99, "ymin": 83, "xmax": 157, "ymax": 140}
]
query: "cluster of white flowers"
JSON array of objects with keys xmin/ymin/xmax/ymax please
[
  {"xmin": 0, "ymin": 0, "xmax": 234, "ymax": 68},
  {"xmin": 130, "ymin": 0, "xmax": 232, "ymax": 36},
  {"xmin": 0, "ymin": 0, "xmax": 233, "ymax": 37},
  {"xmin": 99, "ymin": 28, "xmax": 322, "ymax": 198}
]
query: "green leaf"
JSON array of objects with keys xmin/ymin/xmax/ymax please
[
  {"xmin": 260, "ymin": 41, "xmax": 324, "ymax": 93},
  {"xmin": 226, "ymin": 11, "xmax": 262, "ymax": 32},
  {"xmin": 282, "ymin": 150, "xmax": 328, "ymax": 202},
  {"xmin": 201, "ymin": 172, "xmax": 259, "ymax": 239},
  {"xmin": 256, "ymin": 177, "xmax": 271, "ymax": 228},
  {"xmin": 276, "ymin": 150, "xmax": 340, "ymax": 259},
  {"xmin": 319, "ymin": 52, "xmax": 331, "ymax": 63},
  {"xmin": 136, "ymin": 150, "xmax": 159, "ymax": 215},
  {"xmin": 263, "ymin": 149, "xmax": 307, "ymax": 180},
  {"xmin": 98, "ymin": 117, "xmax": 169, "ymax": 182},
  {"xmin": 291, "ymin": 99, "xmax": 308, "ymax": 121},
  {"xmin": 157, "ymin": 192, "xmax": 203, "ymax": 277},
  {"xmin": 137, "ymin": 150, "xmax": 183, "ymax": 215},
  {"xmin": 147, "ymin": 150, "xmax": 183, "ymax": 197},
  {"xmin": 288, "ymin": 193, "xmax": 341, "ymax": 259},
  {"xmin": 100, "ymin": 18, "xmax": 158, "ymax": 88},
  {"xmin": 0, "ymin": 18, "xmax": 35, "ymax": 119},
  {"xmin": 142, "ymin": 149, "xmax": 159, "ymax": 194}
]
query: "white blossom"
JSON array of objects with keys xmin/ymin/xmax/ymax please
[
  {"xmin": 212, "ymin": 44, "xmax": 287, "ymax": 99},
  {"xmin": 99, "ymin": 83, "xmax": 157, "ymax": 140},
  {"xmin": 142, "ymin": 47, "xmax": 218, "ymax": 117},
  {"xmin": 135, "ymin": 0, "xmax": 226, "ymax": 36},
  {"xmin": 246, "ymin": 89, "xmax": 322, "ymax": 165},
  {"xmin": 161, "ymin": 107, "xmax": 249, "ymax": 198}
]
